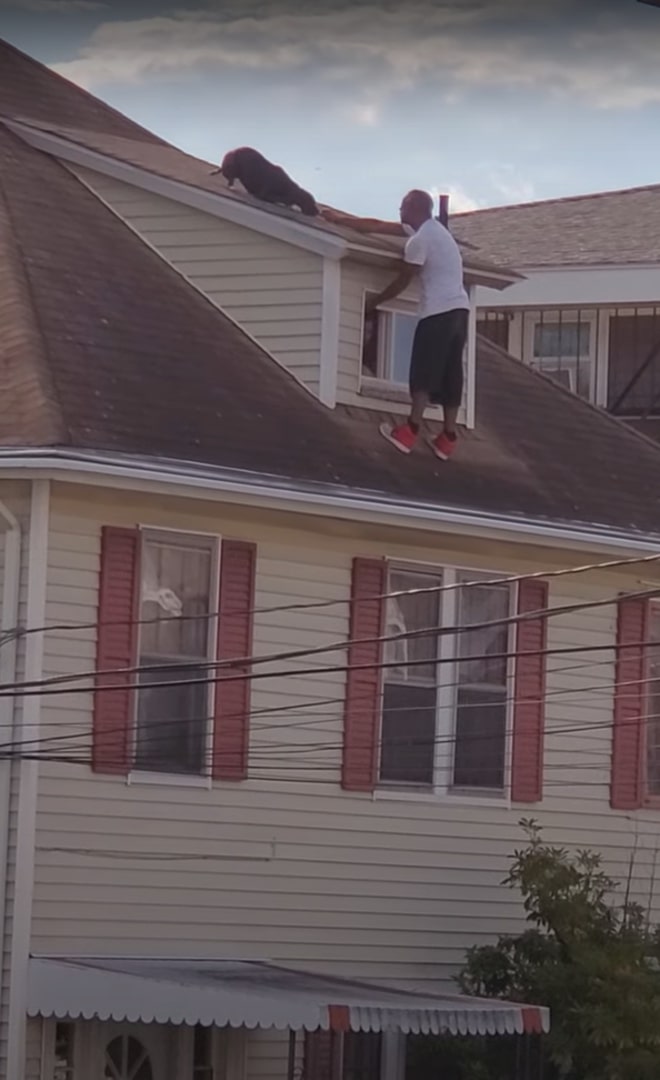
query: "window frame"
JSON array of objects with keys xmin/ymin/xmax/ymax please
[
  {"xmin": 377, "ymin": 561, "xmax": 515, "ymax": 801},
  {"xmin": 128, "ymin": 526, "xmax": 221, "ymax": 787},
  {"xmin": 359, "ymin": 290, "xmax": 421, "ymax": 390},
  {"xmin": 522, "ymin": 311, "xmax": 598, "ymax": 403}
]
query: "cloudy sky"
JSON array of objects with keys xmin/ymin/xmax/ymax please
[{"xmin": 2, "ymin": 0, "xmax": 660, "ymax": 216}]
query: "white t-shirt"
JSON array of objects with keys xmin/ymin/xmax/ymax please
[{"xmin": 404, "ymin": 217, "xmax": 470, "ymax": 320}]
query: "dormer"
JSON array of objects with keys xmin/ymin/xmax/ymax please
[{"xmin": 332, "ymin": 238, "xmax": 521, "ymax": 427}]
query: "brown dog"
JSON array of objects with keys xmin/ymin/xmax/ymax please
[{"xmin": 211, "ymin": 147, "xmax": 318, "ymax": 217}]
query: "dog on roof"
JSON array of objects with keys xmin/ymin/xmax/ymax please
[{"xmin": 211, "ymin": 147, "xmax": 319, "ymax": 217}]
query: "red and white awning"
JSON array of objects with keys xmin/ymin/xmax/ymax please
[{"xmin": 28, "ymin": 957, "xmax": 549, "ymax": 1037}]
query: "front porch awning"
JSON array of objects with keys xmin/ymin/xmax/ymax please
[{"xmin": 27, "ymin": 957, "xmax": 549, "ymax": 1037}]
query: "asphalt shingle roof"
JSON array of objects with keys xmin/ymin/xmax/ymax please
[{"xmin": 451, "ymin": 185, "xmax": 660, "ymax": 268}]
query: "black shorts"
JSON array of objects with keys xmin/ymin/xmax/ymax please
[{"xmin": 409, "ymin": 308, "xmax": 469, "ymax": 408}]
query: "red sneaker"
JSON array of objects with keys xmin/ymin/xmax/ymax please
[
  {"xmin": 379, "ymin": 421, "xmax": 418, "ymax": 454},
  {"xmin": 430, "ymin": 431, "xmax": 458, "ymax": 461}
]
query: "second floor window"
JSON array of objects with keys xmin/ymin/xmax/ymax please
[
  {"xmin": 380, "ymin": 566, "xmax": 512, "ymax": 794},
  {"xmin": 135, "ymin": 532, "xmax": 217, "ymax": 776}
]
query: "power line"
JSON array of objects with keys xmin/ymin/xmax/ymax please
[
  {"xmin": 2, "ymin": 549, "xmax": 659, "ymax": 650},
  {"xmin": 2, "ymin": 670, "xmax": 658, "ymax": 765},
  {"xmin": 3, "ymin": 584, "xmax": 659, "ymax": 700}
]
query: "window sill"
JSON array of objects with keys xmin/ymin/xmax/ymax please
[
  {"xmin": 359, "ymin": 377, "xmax": 443, "ymax": 414},
  {"xmin": 127, "ymin": 770, "xmax": 213, "ymax": 790},
  {"xmin": 373, "ymin": 786, "xmax": 511, "ymax": 808}
]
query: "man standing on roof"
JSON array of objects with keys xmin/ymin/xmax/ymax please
[{"xmin": 326, "ymin": 190, "xmax": 469, "ymax": 461}]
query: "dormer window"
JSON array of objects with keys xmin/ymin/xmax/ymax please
[
  {"xmin": 361, "ymin": 292, "xmax": 418, "ymax": 387},
  {"xmin": 350, "ymin": 282, "xmax": 476, "ymax": 430}
]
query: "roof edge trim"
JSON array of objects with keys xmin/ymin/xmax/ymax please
[{"xmin": 2, "ymin": 447, "xmax": 660, "ymax": 556}]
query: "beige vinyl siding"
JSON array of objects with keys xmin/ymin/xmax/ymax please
[
  {"xmin": 0, "ymin": 483, "xmax": 35, "ymax": 1075},
  {"xmin": 29, "ymin": 484, "xmax": 660, "ymax": 993},
  {"xmin": 247, "ymin": 1029, "xmax": 300, "ymax": 1080},
  {"xmin": 25, "ymin": 1018, "xmax": 42, "ymax": 1080},
  {"xmin": 68, "ymin": 166, "xmax": 325, "ymax": 396}
]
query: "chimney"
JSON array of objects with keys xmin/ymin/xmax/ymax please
[{"xmin": 438, "ymin": 193, "xmax": 449, "ymax": 228}]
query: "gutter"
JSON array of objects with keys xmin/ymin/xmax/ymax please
[
  {"xmin": 0, "ymin": 498, "xmax": 21, "ymax": 1041},
  {"xmin": 1, "ymin": 447, "xmax": 660, "ymax": 556}
]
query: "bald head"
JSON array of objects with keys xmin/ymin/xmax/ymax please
[{"xmin": 400, "ymin": 189, "xmax": 434, "ymax": 230}]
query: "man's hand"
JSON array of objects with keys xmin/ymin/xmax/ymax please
[{"xmin": 367, "ymin": 263, "xmax": 418, "ymax": 312}]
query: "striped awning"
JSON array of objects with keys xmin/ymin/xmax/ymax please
[{"xmin": 28, "ymin": 957, "xmax": 549, "ymax": 1037}]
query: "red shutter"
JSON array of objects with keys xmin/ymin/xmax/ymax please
[
  {"xmin": 342, "ymin": 557, "xmax": 386, "ymax": 792},
  {"xmin": 212, "ymin": 540, "xmax": 257, "ymax": 781},
  {"xmin": 511, "ymin": 578, "xmax": 548, "ymax": 803},
  {"xmin": 93, "ymin": 526, "xmax": 140, "ymax": 775},
  {"xmin": 611, "ymin": 596, "xmax": 648, "ymax": 810}
]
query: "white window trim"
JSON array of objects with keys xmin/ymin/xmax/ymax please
[
  {"xmin": 523, "ymin": 311, "xmax": 598, "ymax": 402},
  {"xmin": 126, "ymin": 525, "xmax": 222, "ymax": 786},
  {"xmin": 376, "ymin": 561, "xmax": 514, "ymax": 805},
  {"xmin": 358, "ymin": 289, "xmax": 473, "ymax": 426}
]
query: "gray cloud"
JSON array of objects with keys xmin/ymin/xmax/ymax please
[
  {"xmin": 50, "ymin": 1, "xmax": 660, "ymax": 111},
  {"xmin": 1, "ymin": 0, "xmax": 107, "ymax": 10}
]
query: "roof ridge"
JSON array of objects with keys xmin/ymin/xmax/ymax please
[
  {"xmin": 477, "ymin": 332, "xmax": 660, "ymax": 458},
  {"xmin": 0, "ymin": 124, "xmax": 68, "ymax": 445},
  {"xmin": 452, "ymin": 181, "xmax": 660, "ymax": 219}
]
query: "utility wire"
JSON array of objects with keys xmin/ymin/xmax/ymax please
[
  {"xmin": 2, "ymin": 585, "xmax": 659, "ymax": 700},
  {"xmin": 2, "ymin": 549, "xmax": 659, "ymax": 649}
]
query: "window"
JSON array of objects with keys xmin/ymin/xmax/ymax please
[
  {"xmin": 646, "ymin": 605, "xmax": 660, "ymax": 797},
  {"xmin": 53, "ymin": 1022, "xmax": 75, "ymax": 1080},
  {"xmin": 379, "ymin": 566, "xmax": 512, "ymax": 793},
  {"xmin": 361, "ymin": 298, "xmax": 418, "ymax": 385},
  {"xmin": 342, "ymin": 1032, "xmax": 382, "ymax": 1080},
  {"xmin": 305, "ymin": 1031, "xmax": 383, "ymax": 1080},
  {"xmin": 193, "ymin": 1024, "xmax": 214, "ymax": 1078},
  {"xmin": 135, "ymin": 532, "xmax": 217, "ymax": 776},
  {"xmin": 105, "ymin": 1036, "xmax": 153, "ymax": 1080},
  {"xmin": 530, "ymin": 319, "xmax": 592, "ymax": 400}
]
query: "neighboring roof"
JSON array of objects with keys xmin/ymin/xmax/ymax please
[
  {"xmin": 3, "ymin": 118, "xmax": 660, "ymax": 537},
  {"xmin": 28, "ymin": 957, "xmax": 549, "ymax": 1035},
  {"xmin": 451, "ymin": 183, "xmax": 660, "ymax": 269}
]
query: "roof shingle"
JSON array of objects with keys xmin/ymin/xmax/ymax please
[{"xmin": 452, "ymin": 184, "xmax": 660, "ymax": 268}]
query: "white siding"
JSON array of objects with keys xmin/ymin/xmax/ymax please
[
  {"xmin": 25, "ymin": 1017, "xmax": 42, "ymax": 1080},
  {"xmin": 28, "ymin": 486, "xmax": 660, "ymax": 995},
  {"xmin": 69, "ymin": 166, "xmax": 325, "ymax": 397}
]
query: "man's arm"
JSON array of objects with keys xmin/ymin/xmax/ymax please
[
  {"xmin": 366, "ymin": 262, "xmax": 418, "ymax": 312},
  {"xmin": 320, "ymin": 208, "xmax": 408, "ymax": 236}
]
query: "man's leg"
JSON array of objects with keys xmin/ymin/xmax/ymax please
[
  {"xmin": 408, "ymin": 390, "xmax": 430, "ymax": 432},
  {"xmin": 443, "ymin": 405, "xmax": 459, "ymax": 436},
  {"xmin": 379, "ymin": 318, "xmax": 430, "ymax": 453}
]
